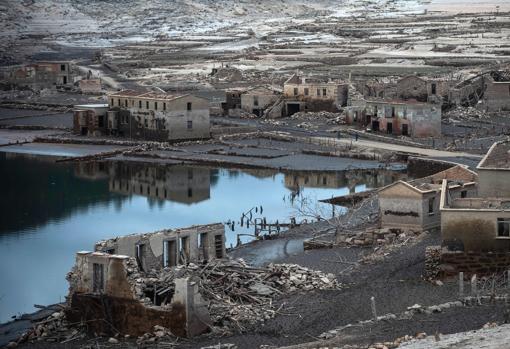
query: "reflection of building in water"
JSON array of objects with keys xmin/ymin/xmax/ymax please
[
  {"xmin": 108, "ymin": 163, "xmax": 211, "ymax": 204},
  {"xmin": 74, "ymin": 161, "xmax": 110, "ymax": 180},
  {"xmin": 284, "ymin": 169, "xmax": 407, "ymax": 193}
]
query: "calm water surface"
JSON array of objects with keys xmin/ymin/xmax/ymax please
[{"xmin": 0, "ymin": 152, "xmax": 405, "ymax": 322}]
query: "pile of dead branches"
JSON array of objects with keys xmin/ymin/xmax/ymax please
[{"xmin": 136, "ymin": 259, "xmax": 339, "ymax": 332}]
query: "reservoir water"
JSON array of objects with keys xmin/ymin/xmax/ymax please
[{"xmin": 0, "ymin": 152, "xmax": 405, "ymax": 322}]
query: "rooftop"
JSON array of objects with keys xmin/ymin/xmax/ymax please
[{"xmin": 477, "ymin": 140, "xmax": 510, "ymax": 170}]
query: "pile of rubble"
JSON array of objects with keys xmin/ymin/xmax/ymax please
[
  {"xmin": 291, "ymin": 111, "xmax": 346, "ymax": 125},
  {"xmin": 336, "ymin": 228, "xmax": 421, "ymax": 247},
  {"xmin": 128, "ymin": 259, "xmax": 339, "ymax": 332},
  {"xmin": 443, "ymin": 106, "xmax": 488, "ymax": 121}
]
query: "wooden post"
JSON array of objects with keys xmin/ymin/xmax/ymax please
[
  {"xmin": 471, "ymin": 274, "xmax": 477, "ymax": 296},
  {"xmin": 371, "ymin": 296, "xmax": 377, "ymax": 320},
  {"xmin": 459, "ymin": 272, "xmax": 464, "ymax": 297}
]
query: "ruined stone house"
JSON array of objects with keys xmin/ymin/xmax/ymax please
[
  {"xmin": 240, "ymin": 86, "xmax": 281, "ymax": 117},
  {"xmin": 378, "ymin": 165, "xmax": 478, "ymax": 231},
  {"xmin": 476, "ymin": 140, "xmax": 510, "ymax": 198},
  {"xmin": 72, "ymin": 104, "xmax": 110, "ymax": 136},
  {"xmin": 396, "ymin": 75, "xmax": 448, "ymax": 104},
  {"xmin": 283, "ymin": 74, "xmax": 348, "ymax": 116},
  {"xmin": 346, "ymin": 98, "xmax": 441, "ymax": 138},
  {"xmin": 95, "ymin": 223, "xmax": 226, "ymax": 272},
  {"xmin": 221, "ymin": 87, "xmax": 246, "ymax": 116},
  {"xmin": 1, "ymin": 61, "xmax": 74, "ymax": 90},
  {"xmin": 482, "ymin": 71, "xmax": 510, "ymax": 112},
  {"xmin": 66, "ymin": 251, "xmax": 211, "ymax": 337},
  {"xmin": 106, "ymin": 90, "xmax": 210, "ymax": 141}
]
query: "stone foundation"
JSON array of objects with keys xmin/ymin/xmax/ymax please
[
  {"xmin": 336, "ymin": 228, "xmax": 420, "ymax": 247},
  {"xmin": 439, "ymin": 250, "xmax": 510, "ymax": 277}
]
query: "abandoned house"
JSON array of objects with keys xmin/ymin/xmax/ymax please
[
  {"xmin": 1, "ymin": 61, "xmax": 74, "ymax": 90},
  {"xmin": 395, "ymin": 75, "xmax": 447, "ymax": 104},
  {"xmin": 66, "ymin": 251, "xmax": 211, "ymax": 337},
  {"xmin": 95, "ymin": 223, "xmax": 226, "ymax": 271},
  {"xmin": 378, "ymin": 165, "xmax": 478, "ymax": 231},
  {"xmin": 476, "ymin": 139, "xmax": 510, "ymax": 198},
  {"xmin": 106, "ymin": 90, "xmax": 210, "ymax": 141},
  {"xmin": 221, "ymin": 87, "xmax": 246, "ymax": 116},
  {"xmin": 108, "ymin": 163, "xmax": 211, "ymax": 204},
  {"xmin": 283, "ymin": 74, "xmax": 348, "ymax": 116},
  {"xmin": 72, "ymin": 104, "xmax": 110, "ymax": 136},
  {"xmin": 438, "ymin": 180, "xmax": 510, "ymax": 276},
  {"xmin": 482, "ymin": 71, "xmax": 510, "ymax": 112},
  {"xmin": 346, "ymin": 98, "xmax": 442, "ymax": 138},
  {"xmin": 240, "ymin": 86, "xmax": 281, "ymax": 117}
]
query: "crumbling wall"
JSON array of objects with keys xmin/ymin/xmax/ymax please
[
  {"xmin": 397, "ymin": 76, "xmax": 428, "ymax": 102},
  {"xmin": 442, "ymin": 211, "xmax": 510, "ymax": 252},
  {"xmin": 95, "ymin": 223, "xmax": 226, "ymax": 270},
  {"xmin": 483, "ymin": 80, "xmax": 510, "ymax": 112}
]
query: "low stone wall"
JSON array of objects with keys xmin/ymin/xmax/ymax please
[{"xmin": 440, "ymin": 250, "xmax": 510, "ymax": 277}]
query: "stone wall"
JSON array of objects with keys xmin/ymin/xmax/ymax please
[
  {"xmin": 440, "ymin": 250, "xmax": 510, "ymax": 277},
  {"xmin": 336, "ymin": 227, "xmax": 420, "ymax": 247}
]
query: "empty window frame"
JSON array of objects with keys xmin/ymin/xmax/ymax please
[
  {"xmin": 293, "ymin": 87, "xmax": 298, "ymax": 96},
  {"xmin": 428, "ymin": 197, "xmax": 435, "ymax": 214},
  {"xmin": 179, "ymin": 236, "xmax": 190, "ymax": 264},
  {"xmin": 154, "ymin": 102, "xmax": 158, "ymax": 110},
  {"xmin": 146, "ymin": 101, "xmax": 149, "ymax": 109},
  {"xmin": 135, "ymin": 243, "xmax": 145, "ymax": 271},
  {"xmin": 461, "ymin": 190, "xmax": 467, "ymax": 198},
  {"xmin": 214, "ymin": 235, "xmax": 224, "ymax": 258},
  {"xmin": 497, "ymin": 218, "xmax": 510, "ymax": 237},
  {"xmin": 304, "ymin": 88, "xmax": 309, "ymax": 96},
  {"xmin": 198, "ymin": 232, "xmax": 209, "ymax": 260},
  {"xmin": 139, "ymin": 100, "xmax": 142, "ymax": 108},
  {"xmin": 163, "ymin": 240, "xmax": 177, "ymax": 267},
  {"xmin": 253, "ymin": 96, "xmax": 259, "ymax": 106},
  {"xmin": 187, "ymin": 120, "xmax": 193, "ymax": 129},
  {"xmin": 92, "ymin": 263, "xmax": 104, "ymax": 293},
  {"xmin": 187, "ymin": 102, "xmax": 192, "ymax": 111},
  {"xmin": 322, "ymin": 88, "xmax": 327, "ymax": 96}
]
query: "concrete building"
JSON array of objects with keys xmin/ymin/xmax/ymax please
[
  {"xmin": 477, "ymin": 140, "xmax": 510, "ymax": 198},
  {"xmin": 283, "ymin": 74, "xmax": 348, "ymax": 116},
  {"xmin": 240, "ymin": 86, "xmax": 281, "ymax": 117},
  {"xmin": 346, "ymin": 98, "xmax": 441, "ymax": 138},
  {"xmin": 438, "ymin": 180, "xmax": 510, "ymax": 276},
  {"xmin": 95, "ymin": 223, "xmax": 226, "ymax": 272},
  {"xmin": 378, "ymin": 166, "xmax": 478, "ymax": 231},
  {"xmin": 72, "ymin": 104, "xmax": 109, "ymax": 136},
  {"xmin": 108, "ymin": 90, "xmax": 210, "ymax": 141},
  {"xmin": 66, "ymin": 252, "xmax": 210, "ymax": 337},
  {"xmin": 1, "ymin": 61, "xmax": 73, "ymax": 90}
]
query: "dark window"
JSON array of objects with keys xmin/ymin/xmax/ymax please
[
  {"xmin": 304, "ymin": 88, "xmax": 309, "ymax": 96},
  {"xmin": 154, "ymin": 102, "xmax": 158, "ymax": 110},
  {"xmin": 428, "ymin": 197, "xmax": 435, "ymax": 214},
  {"xmin": 118, "ymin": 99, "xmax": 120, "ymax": 106},
  {"xmin": 187, "ymin": 102, "xmax": 192, "ymax": 111},
  {"xmin": 60, "ymin": 64, "xmax": 66, "ymax": 71},
  {"xmin": 317, "ymin": 88, "xmax": 320, "ymax": 96},
  {"xmin": 144, "ymin": 119, "xmax": 148, "ymax": 127},
  {"xmin": 253, "ymin": 96, "xmax": 259, "ymax": 106},
  {"xmin": 163, "ymin": 103, "xmax": 166, "ymax": 111},
  {"xmin": 187, "ymin": 120, "xmax": 192, "ymax": 129},
  {"xmin": 125, "ymin": 99, "xmax": 128, "ymax": 107},
  {"xmin": 461, "ymin": 190, "xmax": 467, "ymax": 198},
  {"xmin": 431, "ymin": 83, "xmax": 437, "ymax": 95},
  {"xmin": 110, "ymin": 98, "xmax": 114, "ymax": 105},
  {"xmin": 139, "ymin": 100, "xmax": 142, "ymax": 108},
  {"xmin": 294, "ymin": 88, "xmax": 298, "ymax": 96},
  {"xmin": 498, "ymin": 218, "xmax": 510, "ymax": 237},
  {"xmin": 322, "ymin": 88, "xmax": 327, "ymax": 96},
  {"xmin": 391, "ymin": 107, "xmax": 396, "ymax": 118},
  {"xmin": 92, "ymin": 263, "xmax": 104, "ymax": 293},
  {"xmin": 188, "ymin": 188, "xmax": 192, "ymax": 197},
  {"xmin": 146, "ymin": 101, "xmax": 149, "ymax": 109}
]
